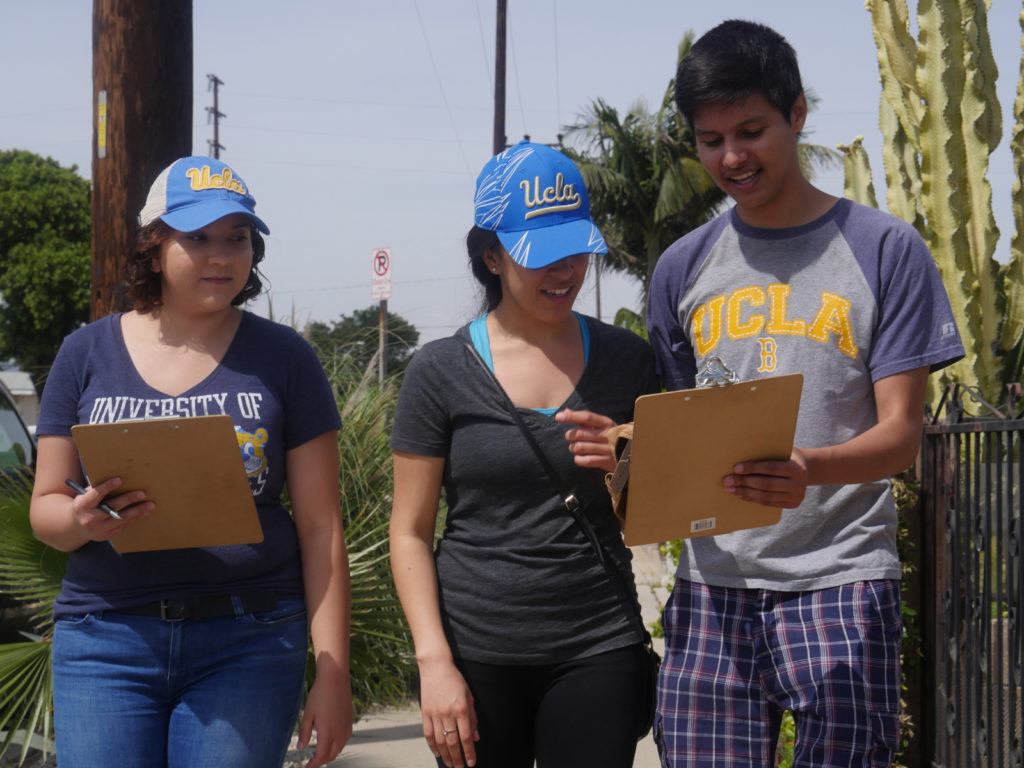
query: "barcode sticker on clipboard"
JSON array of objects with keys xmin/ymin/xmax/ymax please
[{"xmin": 691, "ymin": 517, "xmax": 717, "ymax": 533}]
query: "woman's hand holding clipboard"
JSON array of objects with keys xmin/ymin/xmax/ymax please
[
  {"xmin": 62, "ymin": 476, "xmax": 154, "ymax": 541},
  {"xmin": 70, "ymin": 414, "xmax": 262, "ymax": 553}
]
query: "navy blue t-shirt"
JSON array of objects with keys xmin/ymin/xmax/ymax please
[{"xmin": 37, "ymin": 311, "xmax": 341, "ymax": 617}]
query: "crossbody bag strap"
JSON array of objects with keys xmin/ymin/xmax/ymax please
[{"xmin": 463, "ymin": 341, "xmax": 652, "ymax": 644}]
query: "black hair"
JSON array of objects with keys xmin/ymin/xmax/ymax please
[
  {"xmin": 675, "ymin": 20, "xmax": 803, "ymax": 127},
  {"xmin": 466, "ymin": 226, "xmax": 503, "ymax": 312},
  {"xmin": 126, "ymin": 220, "xmax": 266, "ymax": 311}
]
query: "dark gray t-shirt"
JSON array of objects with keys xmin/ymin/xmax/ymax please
[
  {"xmin": 647, "ymin": 200, "xmax": 964, "ymax": 591},
  {"xmin": 391, "ymin": 317, "xmax": 658, "ymax": 664}
]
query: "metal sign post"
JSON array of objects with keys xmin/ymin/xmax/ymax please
[{"xmin": 371, "ymin": 248, "xmax": 392, "ymax": 383}]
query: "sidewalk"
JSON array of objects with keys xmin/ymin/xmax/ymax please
[{"xmin": 302, "ymin": 544, "xmax": 671, "ymax": 768}]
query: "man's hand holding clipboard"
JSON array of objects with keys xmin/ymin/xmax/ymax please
[
  {"xmin": 560, "ymin": 357, "xmax": 803, "ymax": 546},
  {"xmin": 723, "ymin": 447, "xmax": 809, "ymax": 509}
]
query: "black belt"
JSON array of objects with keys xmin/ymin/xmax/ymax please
[{"xmin": 116, "ymin": 591, "xmax": 277, "ymax": 621}]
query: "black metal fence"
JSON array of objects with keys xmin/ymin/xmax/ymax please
[{"xmin": 919, "ymin": 384, "xmax": 1024, "ymax": 768}]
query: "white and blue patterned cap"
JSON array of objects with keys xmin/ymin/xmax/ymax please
[
  {"xmin": 474, "ymin": 140, "xmax": 606, "ymax": 269},
  {"xmin": 138, "ymin": 156, "xmax": 269, "ymax": 234}
]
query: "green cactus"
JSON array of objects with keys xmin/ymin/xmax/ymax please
[
  {"xmin": 958, "ymin": 0, "xmax": 1002, "ymax": 394},
  {"xmin": 867, "ymin": 0, "xmax": 922, "ymax": 145},
  {"xmin": 1001, "ymin": 11, "xmax": 1024, "ymax": 366},
  {"xmin": 837, "ymin": 136, "xmax": 878, "ymax": 208},
  {"xmin": 856, "ymin": 0, "xmax": 1024, "ymax": 401},
  {"xmin": 878, "ymin": 97, "xmax": 926, "ymax": 233}
]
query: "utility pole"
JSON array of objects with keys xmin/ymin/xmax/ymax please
[
  {"xmin": 378, "ymin": 299, "xmax": 388, "ymax": 383},
  {"xmin": 493, "ymin": 0, "xmax": 507, "ymax": 155},
  {"xmin": 493, "ymin": 3, "xmax": 565, "ymax": 153},
  {"xmin": 371, "ymin": 247, "xmax": 393, "ymax": 383},
  {"xmin": 207, "ymin": 74, "xmax": 225, "ymax": 158},
  {"xmin": 92, "ymin": 0, "xmax": 192, "ymax": 320}
]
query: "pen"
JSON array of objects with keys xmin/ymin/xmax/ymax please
[{"xmin": 64, "ymin": 479, "xmax": 122, "ymax": 520}]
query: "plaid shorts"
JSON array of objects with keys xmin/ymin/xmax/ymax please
[{"xmin": 655, "ymin": 578, "xmax": 901, "ymax": 768}]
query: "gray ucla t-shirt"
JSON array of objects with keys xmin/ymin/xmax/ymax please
[{"xmin": 647, "ymin": 199, "xmax": 964, "ymax": 591}]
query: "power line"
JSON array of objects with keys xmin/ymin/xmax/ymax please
[
  {"xmin": 271, "ymin": 274, "xmax": 474, "ymax": 296},
  {"xmin": 230, "ymin": 124, "xmax": 488, "ymax": 146},
  {"xmin": 231, "ymin": 90, "xmax": 563, "ymax": 115},
  {"xmin": 474, "ymin": 0, "xmax": 493, "ymax": 96},
  {"xmin": 507, "ymin": 5, "xmax": 528, "ymax": 136},
  {"xmin": 234, "ymin": 92, "xmax": 457, "ymax": 110},
  {"xmin": 411, "ymin": 0, "xmax": 474, "ymax": 177},
  {"xmin": 553, "ymin": 0, "xmax": 561, "ymax": 131},
  {"xmin": 231, "ymin": 156, "xmax": 471, "ymax": 176},
  {"xmin": 0, "ymin": 106, "xmax": 89, "ymax": 120}
]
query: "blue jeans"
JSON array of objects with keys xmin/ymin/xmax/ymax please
[{"xmin": 52, "ymin": 599, "xmax": 308, "ymax": 768}]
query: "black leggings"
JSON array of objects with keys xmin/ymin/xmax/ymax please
[{"xmin": 442, "ymin": 644, "xmax": 646, "ymax": 768}]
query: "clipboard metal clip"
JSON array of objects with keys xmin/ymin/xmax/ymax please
[{"xmin": 695, "ymin": 356, "xmax": 739, "ymax": 388}]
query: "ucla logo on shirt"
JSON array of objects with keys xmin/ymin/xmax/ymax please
[
  {"xmin": 235, "ymin": 426, "xmax": 269, "ymax": 496},
  {"xmin": 691, "ymin": 283, "xmax": 860, "ymax": 364},
  {"xmin": 185, "ymin": 165, "xmax": 248, "ymax": 196},
  {"xmin": 519, "ymin": 173, "xmax": 581, "ymax": 219}
]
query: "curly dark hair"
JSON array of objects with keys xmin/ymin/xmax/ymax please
[{"xmin": 125, "ymin": 220, "xmax": 267, "ymax": 311}]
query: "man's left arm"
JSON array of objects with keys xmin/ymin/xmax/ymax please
[{"xmin": 725, "ymin": 366, "xmax": 929, "ymax": 508}]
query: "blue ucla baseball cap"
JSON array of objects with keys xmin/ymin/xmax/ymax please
[
  {"xmin": 474, "ymin": 140, "xmax": 606, "ymax": 269},
  {"xmin": 138, "ymin": 156, "xmax": 270, "ymax": 235}
]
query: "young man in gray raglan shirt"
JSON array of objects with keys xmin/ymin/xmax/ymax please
[{"xmin": 563, "ymin": 19, "xmax": 964, "ymax": 768}]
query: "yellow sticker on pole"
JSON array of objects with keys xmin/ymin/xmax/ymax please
[{"xmin": 97, "ymin": 90, "xmax": 107, "ymax": 159}]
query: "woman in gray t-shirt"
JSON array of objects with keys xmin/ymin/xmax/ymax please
[{"xmin": 390, "ymin": 142, "xmax": 658, "ymax": 768}]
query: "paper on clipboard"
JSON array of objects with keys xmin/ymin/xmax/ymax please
[
  {"xmin": 622, "ymin": 373, "xmax": 803, "ymax": 546},
  {"xmin": 71, "ymin": 415, "xmax": 263, "ymax": 554}
]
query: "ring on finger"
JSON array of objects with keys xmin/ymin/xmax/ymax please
[{"xmin": 442, "ymin": 726, "xmax": 457, "ymax": 736}]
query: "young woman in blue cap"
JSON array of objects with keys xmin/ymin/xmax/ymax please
[
  {"xmin": 390, "ymin": 141, "xmax": 659, "ymax": 768},
  {"xmin": 30, "ymin": 157, "xmax": 352, "ymax": 768}
]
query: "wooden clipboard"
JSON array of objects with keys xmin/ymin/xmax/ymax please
[
  {"xmin": 623, "ymin": 374, "xmax": 803, "ymax": 546},
  {"xmin": 71, "ymin": 415, "xmax": 263, "ymax": 554}
]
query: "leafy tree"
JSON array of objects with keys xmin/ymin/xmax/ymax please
[
  {"xmin": 567, "ymin": 34, "xmax": 839, "ymax": 299},
  {"xmin": 0, "ymin": 150, "xmax": 91, "ymax": 381},
  {"xmin": 306, "ymin": 306, "xmax": 419, "ymax": 375},
  {"xmin": 565, "ymin": 34, "xmax": 725, "ymax": 297},
  {"xmin": 0, "ymin": 151, "xmax": 90, "ymax": 255},
  {"xmin": 0, "ymin": 234, "xmax": 90, "ymax": 377}
]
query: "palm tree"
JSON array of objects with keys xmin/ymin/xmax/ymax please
[
  {"xmin": 0, "ymin": 469, "xmax": 60, "ymax": 765},
  {"xmin": 565, "ymin": 34, "xmax": 724, "ymax": 299},
  {"xmin": 566, "ymin": 34, "xmax": 840, "ymax": 301}
]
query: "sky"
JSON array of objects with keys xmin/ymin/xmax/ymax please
[{"xmin": 3, "ymin": 2, "xmax": 1024, "ymax": 345}]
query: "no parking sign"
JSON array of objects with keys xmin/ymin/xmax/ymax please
[{"xmin": 371, "ymin": 248, "xmax": 392, "ymax": 301}]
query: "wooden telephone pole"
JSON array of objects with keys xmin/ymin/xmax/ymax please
[
  {"xmin": 493, "ymin": 0, "xmax": 507, "ymax": 155},
  {"xmin": 91, "ymin": 0, "xmax": 193, "ymax": 320}
]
